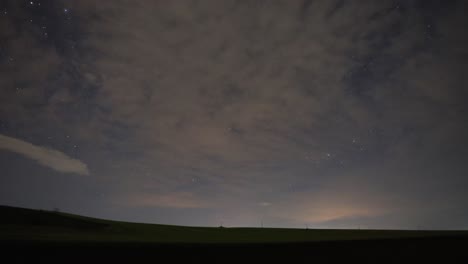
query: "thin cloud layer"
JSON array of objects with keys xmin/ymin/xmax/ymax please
[
  {"xmin": 0, "ymin": 0, "xmax": 467, "ymax": 227},
  {"xmin": 122, "ymin": 191, "xmax": 212, "ymax": 209},
  {"xmin": 0, "ymin": 134, "xmax": 89, "ymax": 175}
]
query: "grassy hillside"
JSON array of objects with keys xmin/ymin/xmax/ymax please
[{"xmin": 1, "ymin": 205, "xmax": 467, "ymax": 243}]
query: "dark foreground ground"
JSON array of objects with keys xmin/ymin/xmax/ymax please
[
  {"xmin": 2, "ymin": 205, "xmax": 468, "ymax": 263},
  {"xmin": 3, "ymin": 237, "xmax": 468, "ymax": 263}
]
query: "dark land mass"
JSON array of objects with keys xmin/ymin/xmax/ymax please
[{"xmin": 1, "ymin": 205, "xmax": 468, "ymax": 263}]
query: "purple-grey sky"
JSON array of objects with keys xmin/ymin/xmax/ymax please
[{"xmin": 1, "ymin": 0, "xmax": 468, "ymax": 229}]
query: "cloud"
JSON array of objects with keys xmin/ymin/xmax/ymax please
[
  {"xmin": 121, "ymin": 191, "xmax": 212, "ymax": 209},
  {"xmin": 74, "ymin": 1, "xmax": 388, "ymax": 178},
  {"xmin": 70, "ymin": 1, "xmax": 468, "ymax": 219},
  {"xmin": 1, "ymin": 0, "xmax": 468, "ymax": 227},
  {"xmin": 0, "ymin": 134, "xmax": 89, "ymax": 175}
]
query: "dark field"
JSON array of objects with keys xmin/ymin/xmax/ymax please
[{"xmin": 2, "ymin": 205, "xmax": 468, "ymax": 263}]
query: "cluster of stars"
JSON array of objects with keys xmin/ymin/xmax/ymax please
[{"xmin": 24, "ymin": 0, "xmax": 72, "ymax": 38}]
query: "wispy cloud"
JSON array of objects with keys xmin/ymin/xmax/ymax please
[
  {"xmin": 0, "ymin": 134, "xmax": 89, "ymax": 175},
  {"xmin": 121, "ymin": 191, "xmax": 212, "ymax": 209}
]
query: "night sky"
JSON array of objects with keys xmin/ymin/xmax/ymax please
[{"xmin": 1, "ymin": 0, "xmax": 468, "ymax": 229}]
